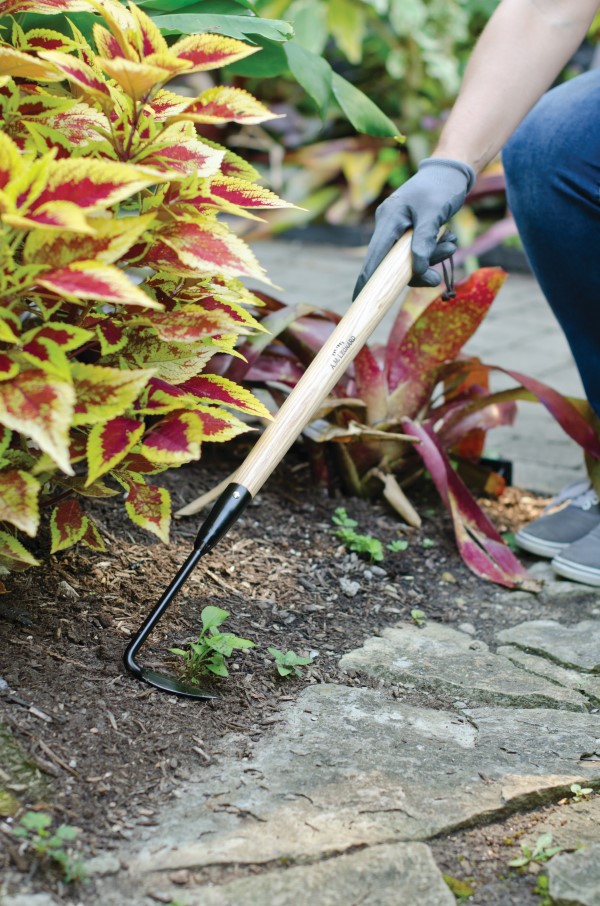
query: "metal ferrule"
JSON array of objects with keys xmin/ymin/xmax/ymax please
[{"xmin": 194, "ymin": 482, "xmax": 252, "ymax": 555}]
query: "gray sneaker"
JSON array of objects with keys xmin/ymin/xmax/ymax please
[
  {"xmin": 552, "ymin": 523, "xmax": 600, "ymax": 586},
  {"xmin": 515, "ymin": 480, "xmax": 600, "ymax": 558}
]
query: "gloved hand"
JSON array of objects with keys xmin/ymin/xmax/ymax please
[{"xmin": 353, "ymin": 157, "xmax": 476, "ymax": 299}]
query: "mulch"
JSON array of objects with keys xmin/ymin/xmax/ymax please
[{"xmin": 0, "ymin": 442, "xmax": 585, "ymax": 903}]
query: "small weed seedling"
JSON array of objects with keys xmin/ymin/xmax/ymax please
[
  {"xmin": 268, "ymin": 648, "xmax": 314, "ymax": 678},
  {"xmin": 170, "ymin": 606, "xmax": 255, "ymax": 680},
  {"xmin": 332, "ymin": 508, "xmax": 410, "ymax": 563},
  {"xmin": 410, "ymin": 608, "xmax": 427, "ymax": 627},
  {"xmin": 442, "ymin": 874, "xmax": 474, "ymax": 902},
  {"xmin": 387, "ymin": 539, "xmax": 408, "ymax": 552},
  {"xmin": 508, "ymin": 833, "xmax": 563, "ymax": 868},
  {"xmin": 13, "ymin": 811, "xmax": 85, "ymax": 883},
  {"xmin": 570, "ymin": 783, "xmax": 593, "ymax": 802},
  {"xmin": 534, "ymin": 874, "xmax": 552, "ymax": 906}
]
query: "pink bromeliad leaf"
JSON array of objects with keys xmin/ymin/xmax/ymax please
[
  {"xmin": 353, "ymin": 345, "xmax": 387, "ymax": 425},
  {"xmin": 387, "ymin": 269, "xmax": 507, "ymax": 416},
  {"xmin": 402, "ymin": 417, "xmax": 539, "ymax": 590}
]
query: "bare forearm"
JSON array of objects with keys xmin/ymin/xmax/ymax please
[{"xmin": 433, "ymin": 0, "xmax": 599, "ymax": 171}]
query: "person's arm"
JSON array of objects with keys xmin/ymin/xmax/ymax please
[
  {"xmin": 354, "ymin": 0, "xmax": 600, "ymax": 296},
  {"xmin": 433, "ymin": 0, "xmax": 600, "ymax": 171}
]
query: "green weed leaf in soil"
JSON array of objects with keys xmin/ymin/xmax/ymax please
[
  {"xmin": 170, "ymin": 606, "xmax": 255, "ymax": 681},
  {"xmin": 442, "ymin": 874, "xmax": 474, "ymax": 902},
  {"xmin": 570, "ymin": 783, "xmax": 593, "ymax": 802},
  {"xmin": 13, "ymin": 811, "xmax": 85, "ymax": 884},
  {"xmin": 508, "ymin": 833, "xmax": 563, "ymax": 868},
  {"xmin": 410, "ymin": 609, "xmax": 427, "ymax": 627},
  {"xmin": 268, "ymin": 647, "xmax": 314, "ymax": 678}
]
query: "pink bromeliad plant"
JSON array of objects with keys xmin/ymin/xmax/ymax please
[{"xmin": 216, "ymin": 268, "xmax": 600, "ymax": 589}]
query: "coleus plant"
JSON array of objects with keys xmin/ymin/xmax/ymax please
[
  {"xmin": 0, "ymin": 0, "xmax": 296, "ymax": 585},
  {"xmin": 215, "ymin": 269, "xmax": 600, "ymax": 589}
]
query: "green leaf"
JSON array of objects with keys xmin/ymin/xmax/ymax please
[
  {"xmin": 331, "ymin": 72, "xmax": 399, "ymax": 137},
  {"xmin": 388, "ymin": 539, "xmax": 408, "ymax": 552},
  {"xmin": 327, "ymin": 0, "xmax": 367, "ymax": 64},
  {"xmin": 19, "ymin": 812, "xmax": 52, "ymax": 833},
  {"xmin": 152, "ymin": 13, "xmax": 293, "ymax": 41},
  {"xmin": 207, "ymin": 654, "xmax": 229, "ymax": 676},
  {"xmin": 139, "ymin": 0, "xmax": 256, "ymax": 11},
  {"xmin": 201, "ymin": 605, "xmax": 230, "ymax": 630},
  {"xmin": 284, "ymin": 41, "xmax": 332, "ymax": 112},
  {"xmin": 227, "ymin": 37, "xmax": 288, "ymax": 76}
]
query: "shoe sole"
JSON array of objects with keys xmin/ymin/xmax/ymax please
[
  {"xmin": 551, "ymin": 556, "xmax": 600, "ymax": 587},
  {"xmin": 514, "ymin": 529, "xmax": 570, "ymax": 559}
]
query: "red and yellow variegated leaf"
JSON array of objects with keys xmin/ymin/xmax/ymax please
[
  {"xmin": 0, "ymin": 369, "xmax": 74, "ymax": 474},
  {"xmin": 0, "ymin": 48, "xmax": 62, "ymax": 81},
  {"xmin": 38, "ymin": 50, "xmax": 110, "ymax": 102},
  {"xmin": 80, "ymin": 517, "xmax": 106, "ymax": 551},
  {"xmin": 92, "ymin": 22, "xmax": 125, "ymax": 60},
  {"xmin": 50, "ymin": 497, "xmax": 88, "ymax": 553},
  {"xmin": 134, "ymin": 123, "xmax": 223, "ymax": 178},
  {"xmin": 218, "ymin": 146, "xmax": 260, "ymax": 182},
  {"xmin": 148, "ymin": 89, "xmax": 193, "ymax": 122},
  {"xmin": 199, "ymin": 295, "xmax": 265, "ymax": 333},
  {"xmin": 70, "ymin": 362, "xmax": 154, "ymax": 426},
  {"xmin": 388, "ymin": 269, "xmax": 507, "ymax": 416},
  {"xmin": 180, "ymin": 374, "xmax": 271, "ymax": 419},
  {"xmin": 0, "ymin": 131, "xmax": 22, "ymax": 190},
  {"xmin": 69, "ymin": 432, "xmax": 87, "ymax": 464},
  {"xmin": 176, "ymin": 86, "xmax": 282, "ymax": 125},
  {"xmin": 41, "ymin": 104, "xmax": 111, "ymax": 150},
  {"xmin": 97, "ymin": 56, "xmax": 183, "ymax": 100},
  {"xmin": 0, "ymin": 354, "xmax": 18, "ymax": 382},
  {"xmin": 34, "ymin": 158, "xmax": 161, "ymax": 211},
  {"xmin": 118, "ymin": 451, "xmax": 166, "ymax": 475},
  {"xmin": 0, "ymin": 529, "xmax": 39, "ymax": 572},
  {"xmin": 0, "ymin": 469, "xmax": 40, "ymax": 536},
  {"xmin": 3, "ymin": 202, "xmax": 96, "ymax": 235},
  {"xmin": 121, "ymin": 327, "xmax": 216, "ymax": 383},
  {"xmin": 136, "ymin": 376, "xmax": 190, "ymax": 414},
  {"xmin": 146, "ymin": 221, "xmax": 265, "ymax": 279},
  {"xmin": 21, "ymin": 322, "xmax": 92, "ymax": 375},
  {"xmin": 0, "ymin": 318, "xmax": 19, "ymax": 344},
  {"xmin": 18, "ymin": 28, "xmax": 79, "ymax": 53},
  {"xmin": 0, "ymin": 427, "xmax": 11, "ymax": 457},
  {"xmin": 87, "ymin": 415, "xmax": 145, "ymax": 483},
  {"xmin": 130, "ymin": 3, "xmax": 169, "ymax": 57},
  {"xmin": 117, "ymin": 474, "xmax": 170, "ymax": 542},
  {"xmin": 140, "ymin": 410, "xmax": 204, "ymax": 464},
  {"xmin": 94, "ymin": 318, "xmax": 126, "ymax": 354},
  {"xmin": 37, "ymin": 261, "xmax": 161, "ymax": 308},
  {"xmin": 4, "ymin": 0, "xmax": 92, "ymax": 12},
  {"xmin": 169, "ymin": 33, "xmax": 259, "ymax": 72},
  {"xmin": 206, "ymin": 175, "xmax": 291, "ymax": 210},
  {"xmin": 132, "ymin": 305, "xmax": 240, "ymax": 343},
  {"xmin": 194, "ymin": 404, "xmax": 250, "ymax": 442},
  {"xmin": 24, "ymin": 214, "xmax": 154, "ymax": 267}
]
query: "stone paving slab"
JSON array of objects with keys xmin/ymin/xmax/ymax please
[
  {"xmin": 339, "ymin": 622, "xmax": 590, "ymax": 710},
  {"xmin": 549, "ymin": 844, "xmax": 600, "ymax": 906},
  {"xmin": 497, "ymin": 620, "xmax": 600, "ymax": 673},
  {"xmin": 145, "ymin": 842, "xmax": 455, "ymax": 906},
  {"xmin": 496, "ymin": 646, "xmax": 600, "ymax": 708},
  {"xmin": 116, "ymin": 687, "xmax": 600, "ymax": 886}
]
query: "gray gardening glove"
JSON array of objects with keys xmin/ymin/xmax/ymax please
[{"xmin": 353, "ymin": 157, "xmax": 476, "ymax": 299}]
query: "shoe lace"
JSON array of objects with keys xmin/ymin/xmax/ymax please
[{"xmin": 543, "ymin": 478, "xmax": 599, "ymax": 514}]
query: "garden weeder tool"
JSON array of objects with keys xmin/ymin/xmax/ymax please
[{"xmin": 124, "ymin": 233, "xmax": 414, "ymax": 698}]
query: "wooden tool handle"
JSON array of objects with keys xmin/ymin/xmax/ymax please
[{"xmin": 234, "ymin": 233, "xmax": 413, "ymax": 496}]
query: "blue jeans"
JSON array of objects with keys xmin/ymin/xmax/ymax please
[{"xmin": 502, "ymin": 68, "xmax": 600, "ymax": 417}]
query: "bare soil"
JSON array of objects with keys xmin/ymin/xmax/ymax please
[{"xmin": 1, "ymin": 443, "xmax": 593, "ymax": 904}]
